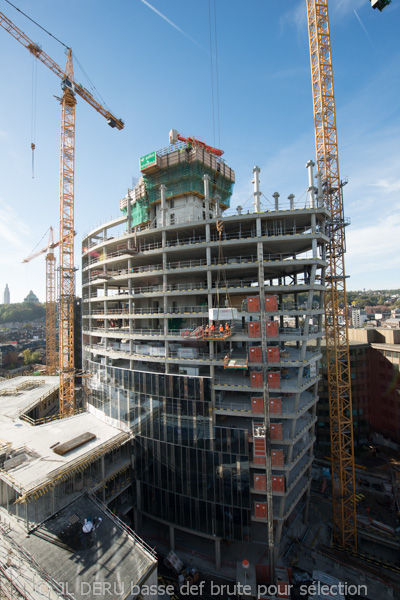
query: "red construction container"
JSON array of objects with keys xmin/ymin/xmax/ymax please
[
  {"xmin": 266, "ymin": 321, "xmax": 279, "ymax": 337},
  {"xmin": 254, "ymin": 474, "xmax": 267, "ymax": 491},
  {"xmin": 249, "ymin": 321, "xmax": 261, "ymax": 337},
  {"xmin": 270, "ymin": 423, "xmax": 283, "ymax": 441},
  {"xmin": 251, "ymin": 397, "xmax": 263, "ymax": 413},
  {"xmin": 249, "ymin": 346, "xmax": 262, "ymax": 363},
  {"xmin": 251, "ymin": 371, "xmax": 263, "ymax": 388},
  {"xmin": 268, "ymin": 371, "xmax": 280, "ymax": 388},
  {"xmin": 247, "ymin": 296, "xmax": 260, "ymax": 312},
  {"xmin": 253, "ymin": 455, "xmax": 266, "ymax": 465},
  {"xmin": 271, "ymin": 449, "xmax": 284, "ymax": 466},
  {"xmin": 272, "ymin": 476, "xmax": 285, "ymax": 493},
  {"xmin": 265, "ymin": 295, "xmax": 278, "ymax": 311},
  {"xmin": 269, "ymin": 397, "xmax": 282, "ymax": 414},
  {"xmin": 255, "ymin": 502, "xmax": 268, "ymax": 520},
  {"xmin": 267, "ymin": 346, "xmax": 279, "ymax": 362}
]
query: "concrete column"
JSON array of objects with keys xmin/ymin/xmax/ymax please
[
  {"xmin": 288, "ymin": 194, "xmax": 295, "ymax": 210},
  {"xmin": 206, "ymin": 223, "xmax": 211, "ymax": 243},
  {"xmin": 160, "ymin": 184, "xmax": 167, "ymax": 227},
  {"xmin": 215, "ymin": 538, "xmax": 221, "ymax": 570},
  {"xmin": 306, "ymin": 160, "xmax": 316, "ymax": 208},
  {"xmin": 256, "ymin": 216, "xmax": 262, "ymax": 238},
  {"xmin": 252, "ymin": 166, "xmax": 261, "ymax": 213},
  {"xmin": 315, "ymin": 172, "xmax": 323, "ymax": 207},
  {"xmin": 272, "ymin": 192, "xmax": 280, "ymax": 211},
  {"xmin": 203, "ymin": 174, "xmax": 210, "ymax": 218},
  {"xmin": 169, "ymin": 525, "xmax": 175, "ymax": 551},
  {"xmin": 126, "ymin": 190, "xmax": 132, "ymax": 232},
  {"xmin": 214, "ymin": 194, "xmax": 221, "ymax": 217}
]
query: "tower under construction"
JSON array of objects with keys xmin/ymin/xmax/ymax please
[{"xmin": 82, "ymin": 137, "xmax": 328, "ymax": 563}]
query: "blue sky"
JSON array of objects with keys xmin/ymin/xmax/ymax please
[{"xmin": 0, "ymin": 0, "xmax": 399, "ymax": 303}]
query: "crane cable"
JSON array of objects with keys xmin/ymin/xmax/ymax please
[{"xmin": 31, "ymin": 53, "xmax": 37, "ymax": 178}]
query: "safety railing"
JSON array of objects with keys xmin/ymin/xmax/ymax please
[{"xmin": 90, "ymin": 494, "xmax": 157, "ymax": 560}]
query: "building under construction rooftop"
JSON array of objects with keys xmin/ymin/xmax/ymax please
[{"xmin": 82, "ymin": 137, "xmax": 329, "ymax": 563}]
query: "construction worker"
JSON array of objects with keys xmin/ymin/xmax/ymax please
[
  {"xmin": 210, "ymin": 323, "xmax": 215, "ymax": 336},
  {"xmin": 219, "ymin": 323, "xmax": 224, "ymax": 335},
  {"xmin": 204, "ymin": 325, "xmax": 209, "ymax": 336},
  {"xmin": 225, "ymin": 322, "xmax": 230, "ymax": 333}
]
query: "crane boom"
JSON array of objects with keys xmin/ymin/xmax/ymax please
[
  {"xmin": 306, "ymin": 0, "xmax": 357, "ymax": 551},
  {"xmin": 1, "ymin": 8, "xmax": 124, "ymax": 415},
  {"xmin": 0, "ymin": 11, "xmax": 124, "ymax": 130}
]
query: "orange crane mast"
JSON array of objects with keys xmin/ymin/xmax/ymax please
[
  {"xmin": 1, "ymin": 10, "xmax": 124, "ymax": 416},
  {"xmin": 306, "ymin": 0, "xmax": 357, "ymax": 551},
  {"xmin": 23, "ymin": 227, "xmax": 59, "ymax": 375}
]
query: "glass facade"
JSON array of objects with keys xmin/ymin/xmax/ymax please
[{"xmin": 86, "ymin": 360, "xmax": 251, "ymax": 541}]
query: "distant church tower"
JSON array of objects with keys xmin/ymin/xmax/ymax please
[{"xmin": 3, "ymin": 284, "xmax": 10, "ymax": 305}]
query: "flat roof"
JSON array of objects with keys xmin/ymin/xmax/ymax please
[
  {"xmin": 0, "ymin": 377, "xmax": 129, "ymax": 498},
  {"xmin": 8, "ymin": 495, "xmax": 157, "ymax": 600},
  {"xmin": 0, "ymin": 375, "xmax": 59, "ymax": 420}
]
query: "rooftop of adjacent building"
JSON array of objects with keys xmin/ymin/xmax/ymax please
[
  {"xmin": 0, "ymin": 376, "xmax": 129, "ymax": 497},
  {"xmin": 0, "ymin": 494, "xmax": 157, "ymax": 600}
]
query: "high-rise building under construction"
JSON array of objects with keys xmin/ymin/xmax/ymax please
[{"xmin": 82, "ymin": 136, "xmax": 328, "ymax": 562}]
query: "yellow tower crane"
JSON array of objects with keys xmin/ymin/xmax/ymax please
[
  {"xmin": 1, "ymin": 10, "xmax": 124, "ymax": 416},
  {"xmin": 306, "ymin": 0, "xmax": 357, "ymax": 551},
  {"xmin": 23, "ymin": 227, "xmax": 59, "ymax": 375}
]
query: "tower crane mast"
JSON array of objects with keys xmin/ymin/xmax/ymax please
[
  {"xmin": 306, "ymin": 0, "xmax": 357, "ymax": 551},
  {"xmin": 1, "ymin": 9, "xmax": 124, "ymax": 416},
  {"xmin": 23, "ymin": 227, "xmax": 59, "ymax": 375}
]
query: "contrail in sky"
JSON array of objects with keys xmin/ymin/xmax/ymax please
[
  {"xmin": 139, "ymin": 0, "xmax": 205, "ymax": 51},
  {"xmin": 354, "ymin": 9, "xmax": 373, "ymax": 44}
]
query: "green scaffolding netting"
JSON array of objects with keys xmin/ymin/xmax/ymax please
[
  {"xmin": 144, "ymin": 161, "xmax": 232, "ymax": 207},
  {"xmin": 121, "ymin": 158, "xmax": 234, "ymax": 227}
]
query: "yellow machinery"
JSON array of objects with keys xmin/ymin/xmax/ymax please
[
  {"xmin": 306, "ymin": 0, "xmax": 357, "ymax": 551},
  {"xmin": 1, "ymin": 10, "xmax": 123, "ymax": 416}
]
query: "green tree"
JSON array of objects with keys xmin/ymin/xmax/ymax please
[{"xmin": 23, "ymin": 349, "xmax": 41, "ymax": 365}]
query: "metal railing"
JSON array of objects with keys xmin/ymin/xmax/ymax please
[{"xmin": 90, "ymin": 495, "xmax": 157, "ymax": 560}]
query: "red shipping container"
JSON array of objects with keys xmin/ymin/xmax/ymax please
[
  {"xmin": 249, "ymin": 321, "xmax": 261, "ymax": 337},
  {"xmin": 270, "ymin": 423, "xmax": 283, "ymax": 440},
  {"xmin": 269, "ymin": 397, "xmax": 282, "ymax": 414},
  {"xmin": 250, "ymin": 346, "xmax": 262, "ymax": 363},
  {"xmin": 268, "ymin": 372, "xmax": 280, "ymax": 388},
  {"xmin": 247, "ymin": 296, "xmax": 260, "ymax": 312},
  {"xmin": 255, "ymin": 502, "xmax": 268, "ymax": 519},
  {"xmin": 267, "ymin": 346, "xmax": 279, "ymax": 362},
  {"xmin": 254, "ymin": 474, "xmax": 266, "ymax": 491},
  {"xmin": 251, "ymin": 397, "xmax": 263, "ymax": 413},
  {"xmin": 265, "ymin": 295, "xmax": 278, "ymax": 311},
  {"xmin": 251, "ymin": 371, "xmax": 263, "ymax": 388},
  {"xmin": 266, "ymin": 321, "xmax": 279, "ymax": 337},
  {"xmin": 272, "ymin": 476, "xmax": 285, "ymax": 493},
  {"xmin": 271, "ymin": 449, "xmax": 284, "ymax": 466}
]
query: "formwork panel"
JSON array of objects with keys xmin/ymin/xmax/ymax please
[
  {"xmin": 272, "ymin": 476, "xmax": 285, "ymax": 493},
  {"xmin": 269, "ymin": 397, "xmax": 282, "ymax": 414},
  {"xmin": 267, "ymin": 346, "xmax": 279, "ymax": 362},
  {"xmin": 266, "ymin": 321, "xmax": 279, "ymax": 338},
  {"xmin": 255, "ymin": 502, "xmax": 268, "ymax": 520},
  {"xmin": 250, "ymin": 346, "xmax": 262, "ymax": 363},
  {"xmin": 249, "ymin": 321, "xmax": 261, "ymax": 337},
  {"xmin": 254, "ymin": 474, "xmax": 267, "ymax": 491},
  {"xmin": 265, "ymin": 296, "xmax": 278, "ymax": 311},
  {"xmin": 268, "ymin": 372, "xmax": 280, "ymax": 388},
  {"xmin": 271, "ymin": 449, "xmax": 284, "ymax": 466},
  {"xmin": 248, "ymin": 296, "xmax": 260, "ymax": 312},
  {"xmin": 270, "ymin": 423, "xmax": 283, "ymax": 441}
]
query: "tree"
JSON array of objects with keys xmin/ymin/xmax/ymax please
[{"xmin": 23, "ymin": 349, "xmax": 41, "ymax": 365}]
